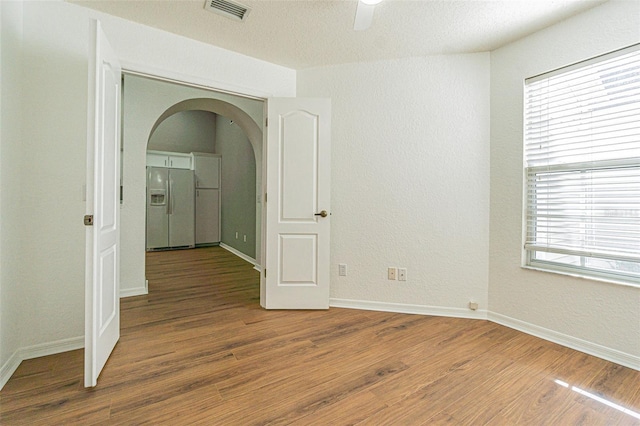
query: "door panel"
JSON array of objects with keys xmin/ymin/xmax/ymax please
[
  {"xmin": 280, "ymin": 234, "xmax": 317, "ymax": 284},
  {"xmin": 85, "ymin": 20, "xmax": 121, "ymax": 387},
  {"xmin": 146, "ymin": 167, "xmax": 169, "ymax": 249},
  {"xmin": 196, "ymin": 188, "xmax": 220, "ymax": 244},
  {"xmin": 280, "ymin": 111, "xmax": 318, "ymax": 221},
  {"xmin": 264, "ymin": 98, "xmax": 331, "ymax": 309},
  {"xmin": 194, "ymin": 155, "xmax": 220, "ymax": 189},
  {"xmin": 168, "ymin": 169, "xmax": 195, "ymax": 248}
]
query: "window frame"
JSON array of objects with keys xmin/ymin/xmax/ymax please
[{"xmin": 522, "ymin": 44, "xmax": 640, "ymax": 288}]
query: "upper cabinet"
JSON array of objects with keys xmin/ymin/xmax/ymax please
[
  {"xmin": 146, "ymin": 150, "xmax": 192, "ymax": 169},
  {"xmin": 192, "ymin": 153, "xmax": 221, "ymax": 189}
]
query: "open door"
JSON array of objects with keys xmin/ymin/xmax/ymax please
[
  {"xmin": 263, "ymin": 98, "xmax": 331, "ymax": 309},
  {"xmin": 84, "ymin": 20, "xmax": 121, "ymax": 387}
]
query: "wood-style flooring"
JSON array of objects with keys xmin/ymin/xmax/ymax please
[{"xmin": 1, "ymin": 246, "xmax": 639, "ymax": 424}]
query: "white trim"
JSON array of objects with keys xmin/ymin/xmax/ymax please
[
  {"xmin": 0, "ymin": 336, "xmax": 84, "ymax": 391},
  {"xmin": 253, "ymin": 265, "xmax": 262, "ymax": 273},
  {"xmin": 120, "ymin": 61, "xmax": 273, "ymax": 101},
  {"xmin": 220, "ymin": 242, "xmax": 258, "ymax": 267},
  {"xmin": 120, "ymin": 283, "xmax": 149, "ymax": 298},
  {"xmin": 489, "ymin": 312, "xmax": 640, "ymax": 371},
  {"xmin": 0, "ymin": 351, "xmax": 22, "ymax": 390},
  {"xmin": 329, "ymin": 298, "xmax": 488, "ymax": 320},
  {"xmin": 20, "ymin": 336, "xmax": 84, "ymax": 361},
  {"xmin": 329, "ymin": 298, "xmax": 639, "ymax": 371}
]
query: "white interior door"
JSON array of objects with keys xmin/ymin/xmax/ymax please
[
  {"xmin": 263, "ymin": 98, "xmax": 331, "ymax": 309},
  {"xmin": 85, "ymin": 20, "xmax": 121, "ymax": 387}
]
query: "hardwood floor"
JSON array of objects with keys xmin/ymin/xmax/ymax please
[{"xmin": 1, "ymin": 246, "xmax": 639, "ymax": 424}]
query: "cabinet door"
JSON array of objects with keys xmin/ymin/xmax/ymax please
[
  {"xmin": 195, "ymin": 188, "xmax": 220, "ymax": 244},
  {"xmin": 147, "ymin": 153, "xmax": 168, "ymax": 167},
  {"xmin": 168, "ymin": 155, "xmax": 192, "ymax": 169},
  {"xmin": 194, "ymin": 155, "xmax": 220, "ymax": 188}
]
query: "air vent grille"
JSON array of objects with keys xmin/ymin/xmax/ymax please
[{"xmin": 204, "ymin": 0, "xmax": 250, "ymax": 21}]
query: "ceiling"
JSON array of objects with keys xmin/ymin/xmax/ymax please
[{"xmin": 70, "ymin": 0, "xmax": 608, "ymax": 69}]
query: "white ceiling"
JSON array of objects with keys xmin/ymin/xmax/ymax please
[{"xmin": 70, "ymin": 0, "xmax": 608, "ymax": 69}]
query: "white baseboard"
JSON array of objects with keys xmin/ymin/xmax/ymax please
[
  {"xmin": 120, "ymin": 281, "xmax": 149, "ymax": 298},
  {"xmin": 488, "ymin": 312, "xmax": 640, "ymax": 371},
  {"xmin": 220, "ymin": 243, "xmax": 258, "ymax": 267},
  {"xmin": 329, "ymin": 298, "xmax": 488, "ymax": 320},
  {"xmin": 330, "ymin": 298, "xmax": 638, "ymax": 371},
  {"xmin": 0, "ymin": 336, "xmax": 84, "ymax": 390},
  {"xmin": 0, "ymin": 351, "xmax": 22, "ymax": 390}
]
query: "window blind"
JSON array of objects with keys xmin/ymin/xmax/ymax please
[{"xmin": 524, "ymin": 44, "xmax": 640, "ymax": 274}]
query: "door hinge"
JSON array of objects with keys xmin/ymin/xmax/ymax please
[
  {"xmin": 264, "ymin": 269, "xmax": 266, "ymax": 277},
  {"xmin": 84, "ymin": 215, "xmax": 94, "ymax": 226},
  {"xmin": 264, "ymin": 193, "xmax": 267, "ymax": 203},
  {"xmin": 265, "ymin": 117, "xmax": 268, "ymax": 127}
]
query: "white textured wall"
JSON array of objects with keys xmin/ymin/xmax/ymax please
[
  {"xmin": 19, "ymin": 0, "xmax": 89, "ymax": 351},
  {"xmin": 298, "ymin": 54, "xmax": 491, "ymax": 314},
  {"xmin": 148, "ymin": 111, "xmax": 216, "ymax": 154},
  {"xmin": 122, "ymin": 75, "xmax": 267, "ymax": 295},
  {"xmin": 8, "ymin": 0, "xmax": 294, "ymax": 357},
  {"xmin": 490, "ymin": 0, "xmax": 640, "ymax": 360},
  {"xmin": 0, "ymin": 0, "xmax": 24, "ymax": 374},
  {"xmin": 215, "ymin": 115, "xmax": 257, "ymax": 259}
]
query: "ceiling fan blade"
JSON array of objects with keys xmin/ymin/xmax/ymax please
[{"xmin": 353, "ymin": 1, "xmax": 376, "ymax": 31}]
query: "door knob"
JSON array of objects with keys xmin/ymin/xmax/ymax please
[{"xmin": 314, "ymin": 210, "xmax": 328, "ymax": 218}]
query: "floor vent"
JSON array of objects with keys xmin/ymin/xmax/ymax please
[{"xmin": 204, "ymin": 0, "xmax": 251, "ymax": 22}]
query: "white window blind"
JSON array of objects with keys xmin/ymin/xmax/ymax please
[{"xmin": 524, "ymin": 44, "xmax": 640, "ymax": 283}]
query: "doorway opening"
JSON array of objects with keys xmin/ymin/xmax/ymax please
[{"xmin": 121, "ymin": 74, "xmax": 264, "ymax": 298}]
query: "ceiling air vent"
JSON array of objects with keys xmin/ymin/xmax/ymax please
[{"xmin": 204, "ymin": 0, "xmax": 251, "ymax": 22}]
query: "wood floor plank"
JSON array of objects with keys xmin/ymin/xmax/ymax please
[{"xmin": 1, "ymin": 246, "xmax": 639, "ymax": 425}]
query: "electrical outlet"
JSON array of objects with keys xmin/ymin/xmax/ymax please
[
  {"xmin": 398, "ymin": 268, "xmax": 407, "ymax": 281},
  {"xmin": 388, "ymin": 267, "xmax": 397, "ymax": 280},
  {"xmin": 338, "ymin": 264, "xmax": 347, "ymax": 276},
  {"xmin": 243, "ymin": 235, "xmax": 247, "ymax": 242},
  {"xmin": 235, "ymin": 232, "xmax": 238, "ymax": 239},
  {"xmin": 468, "ymin": 301, "xmax": 479, "ymax": 311}
]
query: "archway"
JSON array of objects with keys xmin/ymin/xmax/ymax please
[{"xmin": 145, "ymin": 98, "xmax": 263, "ymax": 267}]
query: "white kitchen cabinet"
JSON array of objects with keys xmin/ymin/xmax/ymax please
[
  {"xmin": 146, "ymin": 150, "xmax": 192, "ymax": 169},
  {"xmin": 195, "ymin": 188, "xmax": 220, "ymax": 244},
  {"xmin": 192, "ymin": 153, "xmax": 220, "ymax": 189}
]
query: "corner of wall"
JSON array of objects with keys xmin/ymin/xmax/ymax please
[{"xmin": 0, "ymin": 0, "xmax": 25, "ymax": 376}]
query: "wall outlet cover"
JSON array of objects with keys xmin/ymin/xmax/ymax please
[{"xmin": 388, "ymin": 267, "xmax": 397, "ymax": 280}]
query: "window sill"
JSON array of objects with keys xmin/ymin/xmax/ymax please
[{"xmin": 521, "ymin": 264, "xmax": 640, "ymax": 290}]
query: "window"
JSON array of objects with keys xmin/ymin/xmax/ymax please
[{"xmin": 524, "ymin": 44, "xmax": 640, "ymax": 286}]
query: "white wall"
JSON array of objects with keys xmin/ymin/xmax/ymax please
[
  {"xmin": 148, "ymin": 111, "xmax": 216, "ymax": 154},
  {"xmin": 490, "ymin": 0, "xmax": 640, "ymax": 364},
  {"xmin": 0, "ymin": 0, "xmax": 25, "ymax": 383},
  {"xmin": 0, "ymin": 0, "xmax": 294, "ymax": 383},
  {"xmin": 215, "ymin": 115, "xmax": 257, "ymax": 259},
  {"xmin": 298, "ymin": 54, "xmax": 491, "ymax": 316},
  {"xmin": 122, "ymin": 74, "xmax": 266, "ymax": 295}
]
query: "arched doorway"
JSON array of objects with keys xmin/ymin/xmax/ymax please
[{"xmin": 145, "ymin": 98, "xmax": 263, "ymax": 266}]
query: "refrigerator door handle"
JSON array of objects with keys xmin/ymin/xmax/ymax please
[
  {"xmin": 169, "ymin": 177, "xmax": 175, "ymax": 215},
  {"xmin": 167, "ymin": 175, "xmax": 172, "ymax": 215}
]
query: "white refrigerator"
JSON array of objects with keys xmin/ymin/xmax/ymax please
[
  {"xmin": 193, "ymin": 154, "xmax": 221, "ymax": 245},
  {"xmin": 146, "ymin": 167, "xmax": 195, "ymax": 250}
]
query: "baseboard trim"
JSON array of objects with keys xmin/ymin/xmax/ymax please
[
  {"xmin": 0, "ymin": 351, "xmax": 22, "ymax": 390},
  {"xmin": 120, "ymin": 284, "xmax": 149, "ymax": 298},
  {"xmin": 329, "ymin": 298, "xmax": 488, "ymax": 320},
  {"xmin": 488, "ymin": 312, "xmax": 640, "ymax": 371},
  {"xmin": 329, "ymin": 298, "xmax": 638, "ymax": 371},
  {"xmin": 220, "ymin": 243, "xmax": 258, "ymax": 267},
  {"xmin": 0, "ymin": 336, "xmax": 84, "ymax": 390}
]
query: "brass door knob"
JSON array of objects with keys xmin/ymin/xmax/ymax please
[{"xmin": 314, "ymin": 210, "xmax": 328, "ymax": 218}]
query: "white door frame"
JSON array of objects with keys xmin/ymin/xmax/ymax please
[{"xmin": 120, "ymin": 64, "xmax": 270, "ymax": 302}]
